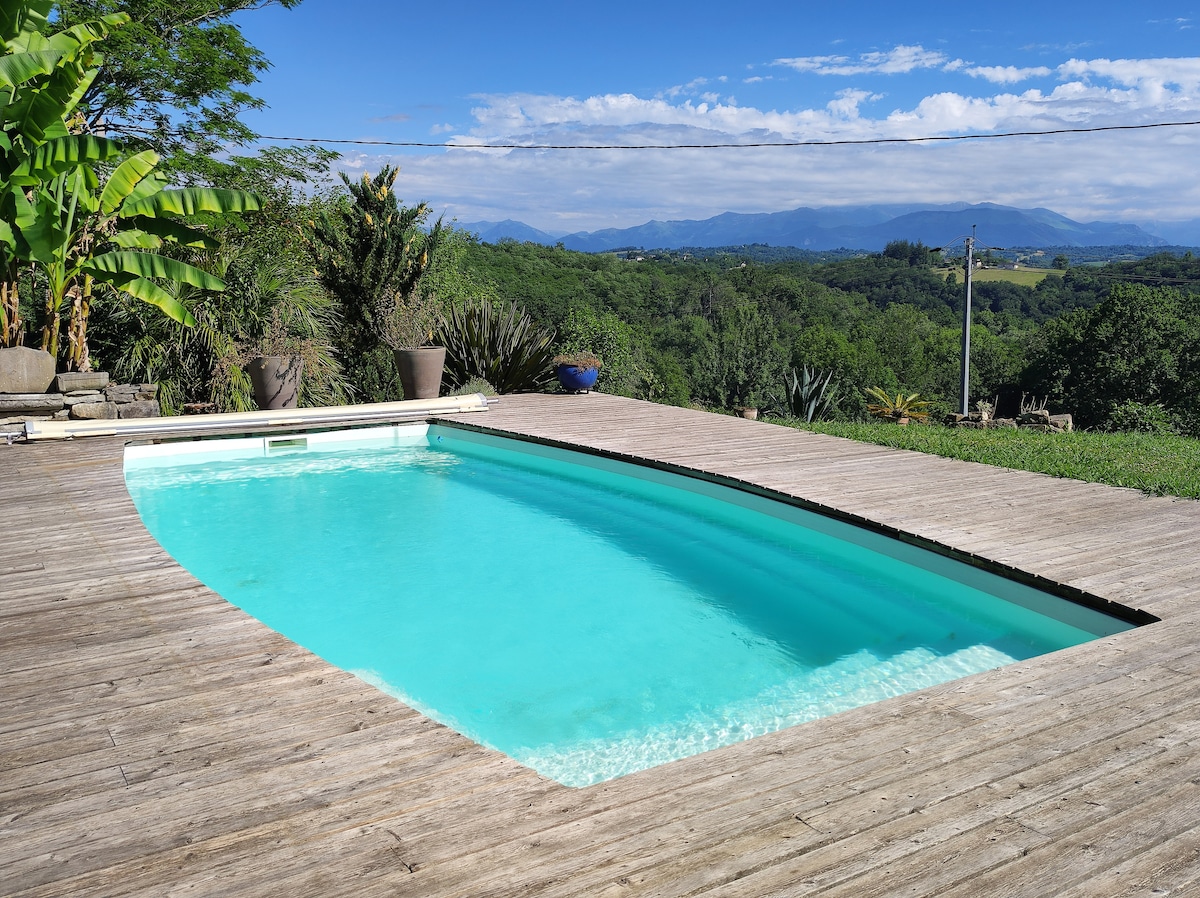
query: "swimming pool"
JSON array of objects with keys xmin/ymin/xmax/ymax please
[{"xmin": 124, "ymin": 423, "xmax": 1136, "ymax": 787}]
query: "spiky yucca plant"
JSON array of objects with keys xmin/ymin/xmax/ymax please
[{"xmin": 437, "ymin": 298, "xmax": 556, "ymax": 394}]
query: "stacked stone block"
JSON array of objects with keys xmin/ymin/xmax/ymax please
[{"xmin": 0, "ymin": 361, "xmax": 160, "ymax": 428}]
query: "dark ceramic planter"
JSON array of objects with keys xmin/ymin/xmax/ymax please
[
  {"xmin": 394, "ymin": 346, "xmax": 446, "ymax": 400},
  {"xmin": 556, "ymin": 364, "xmax": 599, "ymax": 393},
  {"xmin": 247, "ymin": 355, "xmax": 303, "ymax": 410}
]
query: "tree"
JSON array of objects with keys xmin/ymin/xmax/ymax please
[
  {"xmin": 701, "ymin": 302, "xmax": 786, "ymax": 411},
  {"xmin": 307, "ymin": 166, "xmax": 445, "ymax": 394},
  {"xmin": 54, "ymin": 0, "xmax": 302, "ymax": 174},
  {"xmin": 556, "ymin": 305, "xmax": 643, "ymax": 397},
  {"xmin": 1021, "ymin": 283, "xmax": 1200, "ymax": 429}
]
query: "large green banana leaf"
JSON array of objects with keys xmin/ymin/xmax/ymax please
[
  {"xmin": 99, "ymin": 149, "xmax": 158, "ymax": 214},
  {"xmin": 121, "ymin": 215, "xmax": 219, "ymax": 249},
  {"xmin": 0, "ymin": 48, "xmax": 57, "ymax": 88},
  {"xmin": 121, "ymin": 188, "xmax": 262, "ymax": 218},
  {"xmin": 81, "ymin": 251, "xmax": 227, "ymax": 291},
  {"xmin": 11, "ymin": 134, "xmax": 123, "ymax": 184},
  {"xmin": 4, "ymin": 63, "xmax": 88, "ymax": 141},
  {"xmin": 108, "ymin": 229, "xmax": 163, "ymax": 250},
  {"xmin": 44, "ymin": 14, "xmax": 126, "ymax": 59},
  {"xmin": 0, "ymin": 0, "xmax": 55, "ymax": 44},
  {"xmin": 89, "ymin": 273, "xmax": 197, "ymax": 327}
]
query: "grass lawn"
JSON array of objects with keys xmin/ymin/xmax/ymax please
[
  {"xmin": 780, "ymin": 420, "xmax": 1200, "ymax": 500},
  {"xmin": 939, "ymin": 266, "xmax": 1064, "ymax": 287}
]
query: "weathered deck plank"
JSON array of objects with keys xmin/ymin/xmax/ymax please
[{"xmin": 4, "ymin": 392, "xmax": 1200, "ymax": 897}]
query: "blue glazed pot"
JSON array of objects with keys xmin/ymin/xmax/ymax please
[{"xmin": 556, "ymin": 364, "xmax": 599, "ymax": 393}]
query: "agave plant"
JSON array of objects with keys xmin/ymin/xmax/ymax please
[
  {"xmin": 864, "ymin": 386, "xmax": 932, "ymax": 423},
  {"xmin": 784, "ymin": 365, "xmax": 839, "ymax": 422},
  {"xmin": 437, "ymin": 298, "xmax": 557, "ymax": 394}
]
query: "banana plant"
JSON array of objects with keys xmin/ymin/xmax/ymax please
[
  {"xmin": 16, "ymin": 141, "xmax": 260, "ymax": 369},
  {"xmin": 0, "ymin": 0, "xmax": 128, "ymax": 347}
]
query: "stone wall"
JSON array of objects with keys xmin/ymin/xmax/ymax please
[
  {"xmin": 0, "ymin": 371, "xmax": 161, "ymax": 428},
  {"xmin": 945, "ymin": 408, "xmax": 1074, "ymax": 433}
]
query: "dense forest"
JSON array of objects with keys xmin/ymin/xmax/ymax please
[{"xmin": 444, "ymin": 237, "xmax": 1200, "ymax": 434}]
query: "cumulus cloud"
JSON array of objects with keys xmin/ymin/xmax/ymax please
[
  {"xmin": 966, "ymin": 65, "xmax": 1054, "ymax": 84},
  {"xmin": 335, "ymin": 49, "xmax": 1200, "ymax": 233}
]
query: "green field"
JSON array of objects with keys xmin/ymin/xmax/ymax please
[
  {"xmin": 940, "ymin": 266, "xmax": 1065, "ymax": 287},
  {"xmin": 781, "ymin": 419, "xmax": 1200, "ymax": 499}
]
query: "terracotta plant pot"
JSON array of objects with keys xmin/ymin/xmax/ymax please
[
  {"xmin": 394, "ymin": 346, "xmax": 446, "ymax": 400},
  {"xmin": 247, "ymin": 356, "xmax": 303, "ymax": 410},
  {"xmin": 736, "ymin": 407, "xmax": 759, "ymax": 420}
]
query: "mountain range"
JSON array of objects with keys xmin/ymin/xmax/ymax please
[{"xmin": 459, "ymin": 203, "xmax": 1200, "ymax": 252}]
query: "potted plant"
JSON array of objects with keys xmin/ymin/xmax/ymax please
[
  {"xmin": 378, "ymin": 289, "xmax": 445, "ymax": 400},
  {"xmin": 239, "ymin": 307, "xmax": 311, "ymax": 410},
  {"xmin": 553, "ymin": 352, "xmax": 602, "ymax": 394},
  {"xmin": 864, "ymin": 387, "xmax": 932, "ymax": 425}
]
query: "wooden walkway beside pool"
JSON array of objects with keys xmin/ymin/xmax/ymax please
[{"xmin": 4, "ymin": 392, "xmax": 1200, "ymax": 897}]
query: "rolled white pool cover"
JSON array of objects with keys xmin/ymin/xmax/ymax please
[{"xmin": 23, "ymin": 393, "xmax": 494, "ymax": 441}]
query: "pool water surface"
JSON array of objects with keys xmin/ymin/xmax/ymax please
[{"xmin": 124, "ymin": 424, "xmax": 1134, "ymax": 786}]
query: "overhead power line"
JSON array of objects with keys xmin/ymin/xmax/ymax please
[{"xmin": 257, "ymin": 119, "xmax": 1200, "ymax": 151}]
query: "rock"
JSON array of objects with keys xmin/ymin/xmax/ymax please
[
  {"xmin": 0, "ymin": 393, "xmax": 64, "ymax": 413},
  {"xmin": 944, "ymin": 413, "xmax": 966, "ymax": 426},
  {"xmin": 1050, "ymin": 413, "xmax": 1074, "ymax": 432},
  {"xmin": 69, "ymin": 401, "xmax": 118, "ymax": 420},
  {"xmin": 117, "ymin": 400, "xmax": 160, "ymax": 419},
  {"xmin": 989, "ymin": 418, "xmax": 1018, "ymax": 429},
  {"xmin": 54, "ymin": 371, "xmax": 109, "ymax": 393},
  {"xmin": 63, "ymin": 392, "xmax": 103, "ymax": 407},
  {"xmin": 0, "ymin": 347, "xmax": 56, "ymax": 393},
  {"xmin": 1018, "ymin": 409, "xmax": 1052, "ymax": 426}
]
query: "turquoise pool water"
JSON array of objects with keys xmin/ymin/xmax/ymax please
[{"xmin": 124, "ymin": 424, "xmax": 1133, "ymax": 787}]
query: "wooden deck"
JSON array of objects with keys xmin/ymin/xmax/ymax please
[{"xmin": 4, "ymin": 392, "xmax": 1200, "ymax": 897}]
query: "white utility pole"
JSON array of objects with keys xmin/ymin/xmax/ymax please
[{"xmin": 960, "ymin": 226, "xmax": 976, "ymax": 417}]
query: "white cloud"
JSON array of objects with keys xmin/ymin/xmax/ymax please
[
  {"xmin": 336, "ymin": 50, "xmax": 1200, "ymax": 234},
  {"xmin": 1057, "ymin": 56, "xmax": 1200, "ymax": 90},
  {"xmin": 966, "ymin": 65, "xmax": 1053, "ymax": 84},
  {"xmin": 773, "ymin": 45, "xmax": 958, "ymax": 76}
]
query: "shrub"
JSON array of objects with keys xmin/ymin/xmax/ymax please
[{"xmin": 1104, "ymin": 400, "xmax": 1179, "ymax": 434}]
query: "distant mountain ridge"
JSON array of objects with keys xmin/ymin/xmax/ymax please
[{"xmin": 458, "ymin": 203, "xmax": 1180, "ymax": 252}]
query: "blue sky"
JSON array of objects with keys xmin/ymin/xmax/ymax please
[{"xmin": 235, "ymin": 1, "xmax": 1200, "ymax": 235}]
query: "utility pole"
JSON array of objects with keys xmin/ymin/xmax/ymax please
[{"xmin": 960, "ymin": 226, "xmax": 975, "ymax": 417}]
